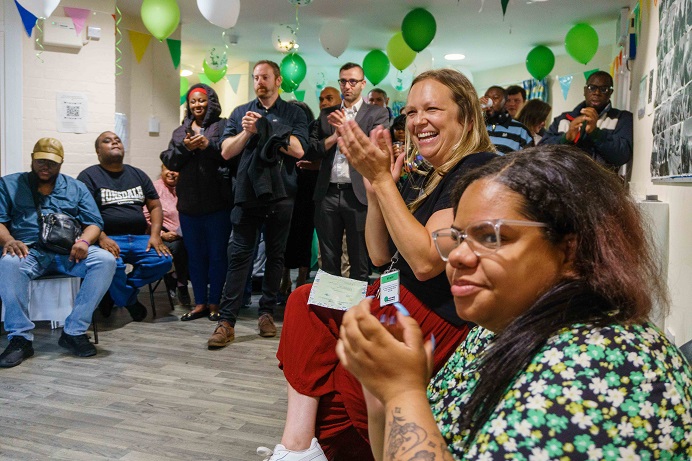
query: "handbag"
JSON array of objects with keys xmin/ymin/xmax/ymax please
[{"xmin": 29, "ymin": 173, "xmax": 82, "ymax": 255}]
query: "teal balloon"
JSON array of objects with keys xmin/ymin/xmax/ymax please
[
  {"xmin": 525, "ymin": 46, "xmax": 555, "ymax": 80},
  {"xmin": 280, "ymin": 53, "xmax": 307, "ymax": 87},
  {"xmin": 362, "ymin": 50, "xmax": 390, "ymax": 85},
  {"xmin": 401, "ymin": 8, "xmax": 436, "ymax": 52},
  {"xmin": 386, "ymin": 32, "xmax": 416, "ymax": 71},
  {"xmin": 281, "ymin": 79, "xmax": 299, "ymax": 93},
  {"xmin": 141, "ymin": 0, "xmax": 180, "ymax": 42},
  {"xmin": 565, "ymin": 23, "xmax": 599, "ymax": 65}
]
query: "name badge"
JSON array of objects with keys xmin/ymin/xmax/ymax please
[{"xmin": 379, "ymin": 270, "xmax": 400, "ymax": 306}]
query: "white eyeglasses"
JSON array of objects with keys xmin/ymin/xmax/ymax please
[{"xmin": 432, "ymin": 219, "xmax": 548, "ymax": 261}]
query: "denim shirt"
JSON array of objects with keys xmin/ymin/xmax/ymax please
[{"xmin": 0, "ymin": 172, "xmax": 103, "ymax": 246}]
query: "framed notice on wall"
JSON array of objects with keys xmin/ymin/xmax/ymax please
[{"xmin": 650, "ymin": 0, "xmax": 692, "ymax": 182}]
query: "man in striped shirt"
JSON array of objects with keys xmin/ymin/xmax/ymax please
[
  {"xmin": 481, "ymin": 86, "xmax": 534, "ymax": 155},
  {"xmin": 539, "ymin": 71, "xmax": 632, "ymax": 170}
]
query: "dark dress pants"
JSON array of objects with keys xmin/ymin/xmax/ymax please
[{"xmin": 219, "ymin": 198, "xmax": 294, "ymax": 326}]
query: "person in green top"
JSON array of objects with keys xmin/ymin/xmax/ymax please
[{"xmin": 337, "ymin": 145, "xmax": 692, "ymax": 460}]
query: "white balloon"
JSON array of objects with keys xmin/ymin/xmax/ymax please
[
  {"xmin": 197, "ymin": 0, "xmax": 240, "ymax": 29},
  {"xmin": 272, "ymin": 24, "xmax": 297, "ymax": 53},
  {"xmin": 412, "ymin": 49, "xmax": 434, "ymax": 75},
  {"xmin": 319, "ymin": 20, "xmax": 349, "ymax": 58},
  {"xmin": 206, "ymin": 47, "xmax": 227, "ymax": 71},
  {"xmin": 17, "ymin": 0, "xmax": 60, "ymax": 19},
  {"xmin": 390, "ymin": 70, "xmax": 414, "ymax": 92}
]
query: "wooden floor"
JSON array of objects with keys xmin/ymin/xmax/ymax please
[{"xmin": 0, "ymin": 286, "xmax": 289, "ymax": 461}]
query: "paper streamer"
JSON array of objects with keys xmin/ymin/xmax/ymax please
[
  {"xmin": 63, "ymin": 7, "xmax": 90, "ymax": 35},
  {"xmin": 14, "ymin": 0, "xmax": 37, "ymax": 37},
  {"xmin": 226, "ymin": 74, "xmax": 241, "ymax": 93},
  {"xmin": 558, "ymin": 75, "xmax": 573, "ymax": 100},
  {"xmin": 114, "ymin": 2, "xmax": 123, "ymax": 76},
  {"xmin": 128, "ymin": 30, "xmax": 151, "ymax": 63},
  {"xmin": 166, "ymin": 38, "xmax": 181, "ymax": 69}
]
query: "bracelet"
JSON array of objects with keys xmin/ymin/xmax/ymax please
[{"xmin": 76, "ymin": 239, "xmax": 90, "ymax": 247}]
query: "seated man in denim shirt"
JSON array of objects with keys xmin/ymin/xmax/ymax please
[
  {"xmin": 0, "ymin": 138, "xmax": 116, "ymax": 368},
  {"xmin": 78, "ymin": 132, "xmax": 172, "ymax": 321}
]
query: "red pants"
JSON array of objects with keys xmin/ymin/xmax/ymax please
[{"xmin": 277, "ymin": 283, "xmax": 469, "ymax": 460}]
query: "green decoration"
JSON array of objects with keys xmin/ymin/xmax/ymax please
[
  {"xmin": 386, "ymin": 32, "xmax": 416, "ymax": 71},
  {"xmin": 140, "ymin": 0, "xmax": 180, "ymax": 42},
  {"xmin": 525, "ymin": 45, "xmax": 555, "ymax": 80},
  {"xmin": 180, "ymin": 76, "xmax": 189, "ymax": 105},
  {"xmin": 294, "ymin": 90, "xmax": 306, "ymax": 101},
  {"xmin": 565, "ymin": 23, "xmax": 599, "ymax": 65},
  {"xmin": 362, "ymin": 49, "xmax": 390, "ymax": 85},
  {"xmin": 401, "ymin": 8, "xmax": 436, "ymax": 52},
  {"xmin": 203, "ymin": 59, "xmax": 227, "ymax": 83},
  {"xmin": 198, "ymin": 73, "xmax": 213, "ymax": 86},
  {"xmin": 583, "ymin": 68, "xmax": 599, "ymax": 81},
  {"xmin": 281, "ymin": 79, "xmax": 299, "ymax": 93},
  {"xmin": 280, "ymin": 53, "xmax": 307, "ymax": 88},
  {"xmin": 501, "ymin": 0, "xmax": 509, "ymax": 17},
  {"xmin": 166, "ymin": 38, "xmax": 181, "ymax": 69}
]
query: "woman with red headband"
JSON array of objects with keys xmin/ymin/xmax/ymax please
[{"xmin": 161, "ymin": 83, "xmax": 233, "ymax": 321}]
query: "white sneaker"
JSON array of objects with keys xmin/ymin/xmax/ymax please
[{"xmin": 257, "ymin": 437, "xmax": 328, "ymax": 461}]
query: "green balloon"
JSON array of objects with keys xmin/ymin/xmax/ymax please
[
  {"xmin": 565, "ymin": 23, "xmax": 599, "ymax": 65},
  {"xmin": 387, "ymin": 32, "xmax": 416, "ymax": 71},
  {"xmin": 281, "ymin": 79, "xmax": 299, "ymax": 93},
  {"xmin": 141, "ymin": 0, "xmax": 180, "ymax": 42},
  {"xmin": 401, "ymin": 8, "xmax": 436, "ymax": 52},
  {"xmin": 180, "ymin": 76, "xmax": 189, "ymax": 105},
  {"xmin": 362, "ymin": 50, "xmax": 390, "ymax": 85},
  {"xmin": 525, "ymin": 46, "xmax": 555, "ymax": 80},
  {"xmin": 203, "ymin": 60, "xmax": 227, "ymax": 83},
  {"xmin": 280, "ymin": 54, "xmax": 307, "ymax": 87}
]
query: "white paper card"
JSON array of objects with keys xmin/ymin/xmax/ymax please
[
  {"xmin": 56, "ymin": 92, "xmax": 88, "ymax": 133},
  {"xmin": 379, "ymin": 270, "xmax": 400, "ymax": 306},
  {"xmin": 308, "ymin": 269, "xmax": 368, "ymax": 311}
]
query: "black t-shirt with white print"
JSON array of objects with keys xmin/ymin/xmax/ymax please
[{"xmin": 77, "ymin": 164, "xmax": 158, "ymax": 236}]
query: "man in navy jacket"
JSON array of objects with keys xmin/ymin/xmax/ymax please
[{"xmin": 540, "ymin": 71, "xmax": 633, "ymax": 170}]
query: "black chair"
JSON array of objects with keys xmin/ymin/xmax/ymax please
[{"xmin": 147, "ymin": 272, "xmax": 176, "ymax": 318}]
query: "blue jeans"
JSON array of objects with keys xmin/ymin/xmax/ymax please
[
  {"xmin": 108, "ymin": 235, "xmax": 172, "ymax": 306},
  {"xmin": 179, "ymin": 209, "xmax": 232, "ymax": 305},
  {"xmin": 0, "ymin": 246, "xmax": 116, "ymax": 341}
]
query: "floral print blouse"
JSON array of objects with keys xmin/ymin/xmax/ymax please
[{"xmin": 428, "ymin": 323, "xmax": 692, "ymax": 460}]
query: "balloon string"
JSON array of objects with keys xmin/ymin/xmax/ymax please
[
  {"xmin": 294, "ymin": 5, "xmax": 300, "ymax": 33},
  {"xmin": 114, "ymin": 2, "xmax": 123, "ymax": 76},
  {"xmin": 222, "ymin": 30, "xmax": 229, "ymax": 51},
  {"xmin": 35, "ymin": 19, "xmax": 44, "ymax": 63},
  {"xmin": 478, "ymin": 0, "xmax": 485, "ymax": 13}
]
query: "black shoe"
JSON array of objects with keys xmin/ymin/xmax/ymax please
[
  {"xmin": 0, "ymin": 336, "xmax": 34, "ymax": 368},
  {"xmin": 125, "ymin": 301, "xmax": 147, "ymax": 322},
  {"xmin": 164, "ymin": 273, "xmax": 177, "ymax": 299},
  {"xmin": 177, "ymin": 286, "xmax": 192, "ymax": 307},
  {"xmin": 58, "ymin": 331, "xmax": 97, "ymax": 357},
  {"xmin": 98, "ymin": 292, "xmax": 115, "ymax": 318}
]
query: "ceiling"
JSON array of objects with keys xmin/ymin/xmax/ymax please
[{"xmin": 118, "ymin": 0, "xmax": 633, "ymax": 80}]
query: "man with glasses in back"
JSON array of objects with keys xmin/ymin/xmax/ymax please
[
  {"xmin": 306, "ymin": 62, "xmax": 389, "ymax": 282},
  {"xmin": 540, "ymin": 71, "xmax": 633, "ymax": 170}
]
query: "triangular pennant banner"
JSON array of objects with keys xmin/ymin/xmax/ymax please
[
  {"xmin": 198, "ymin": 73, "xmax": 213, "ymax": 86},
  {"xmin": 63, "ymin": 7, "xmax": 90, "ymax": 35},
  {"xmin": 127, "ymin": 30, "xmax": 151, "ymax": 63},
  {"xmin": 226, "ymin": 74, "xmax": 241, "ymax": 93},
  {"xmin": 558, "ymin": 75, "xmax": 573, "ymax": 100},
  {"xmin": 584, "ymin": 68, "xmax": 599, "ymax": 81},
  {"xmin": 14, "ymin": 0, "xmax": 37, "ymax": 37},
  {"xmin": 166, "ymin": 38, "xmax": 181, "ymax": 69},
  {"xmin": 294, "ymin": 90, "xmax": 306, "ymax": 102},
  {"xmin": 501, "ymin": 0, "xmax": 509, "ymax": 17}
]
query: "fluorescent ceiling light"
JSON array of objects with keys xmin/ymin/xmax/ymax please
[
  {"xmin": 180, "ymin": 69, "xmax": 193, "ymax": 77},
  {"xmin": 444, "ymin": 53, "xmax": 466, "ymax": 61}
]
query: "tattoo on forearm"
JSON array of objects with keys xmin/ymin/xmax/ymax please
[{"xmin": 385, "ymin": 408, "xmax": 453, "ymax": 461}]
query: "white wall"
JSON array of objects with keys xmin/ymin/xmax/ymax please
[{"xmin": 628, "ymin": 2, "xmax": 692, "ymax": 346}]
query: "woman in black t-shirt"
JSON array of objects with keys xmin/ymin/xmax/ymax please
[{"xmin": 264, "ymin": 69, "xmax": 497, "ymax": 461}]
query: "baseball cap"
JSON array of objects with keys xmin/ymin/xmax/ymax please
[{"xmin": 32, "ymin": 138, "xmax": 64, "ymax": 164}]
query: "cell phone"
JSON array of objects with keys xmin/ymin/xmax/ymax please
[{"xmin": 185, "ymin": 127, "xmax": 195, "ymax": 137}]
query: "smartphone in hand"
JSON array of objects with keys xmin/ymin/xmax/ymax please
[{"xmin": 185, "ymin": 127, "xmax": 195, "ymax": 137}]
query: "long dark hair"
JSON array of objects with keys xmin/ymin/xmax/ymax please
[
  {"xmin": 450, "ymin": 145, "xmax": 669, "ymax": 445},
  {"xmin": 184, "ymin": 83, "xmax": 222, "ymax": 127}
]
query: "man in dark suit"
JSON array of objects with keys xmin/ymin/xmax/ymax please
[{"xmin": 307, "ymin": 62, "xmax": 389, "ymax": 281}]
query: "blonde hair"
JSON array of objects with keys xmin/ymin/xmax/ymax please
[{"xmin": 404, "ymin": 69, "xmax": 495, "ymax": 212}]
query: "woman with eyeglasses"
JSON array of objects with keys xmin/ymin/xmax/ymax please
[
  {"xmin": 337, "ymin": 145, "xmax": 692, "ymax": 460},
  {"xmin": 259, "ymin": 69, "xmax": 496, "ymax": 461}
]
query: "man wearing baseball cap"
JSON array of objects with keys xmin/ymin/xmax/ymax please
[{"xmin": 0, "ymin": 138, "xmax": 116, "ymax": 368}]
